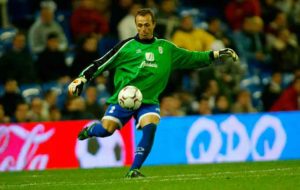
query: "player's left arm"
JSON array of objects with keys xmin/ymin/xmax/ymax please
[{"xmin": 169, "ymin": 41, "xmax": 238, "ymax": 69}]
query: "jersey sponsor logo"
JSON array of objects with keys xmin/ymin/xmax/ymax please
[
  {"xmin": 138, "ymin": 61, "xmax": 158, "ymax": 68},
  {"xmin": 139, "ymin": 52, "xmax": 158, "ymax": 68},
  {"xmin": 136, "ymin": 49, "xmax": 142, "ymax": 53}
]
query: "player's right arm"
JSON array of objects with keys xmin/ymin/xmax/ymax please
[{"xmin": 68, "ymin": 38, "xmax": 134, "ymax": 96}]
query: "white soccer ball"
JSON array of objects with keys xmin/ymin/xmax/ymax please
[{"xmin": 118, "ymin": 85, "xmax": 143, "ymax": 110}]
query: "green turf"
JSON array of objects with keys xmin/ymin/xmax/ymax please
[{"xmin": 0, "ymin": 160, "xmax": 299, "ymax": 190}]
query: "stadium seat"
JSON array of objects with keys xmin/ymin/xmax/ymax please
[
  {"xmin": 0, "ymin": 28, "xmax": 17, "ymax": 57},
  {"xmin": 19, "ymin": 83, "xmax": 42, "ymax": 103}
]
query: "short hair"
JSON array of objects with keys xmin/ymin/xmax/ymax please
[
  {"xmin": 40, "ymin": 0, "xmax": 57, "ymax": 12},
  {"xmin": 135, "ymin": 8, "xmax": 156, "ymax": 23}
]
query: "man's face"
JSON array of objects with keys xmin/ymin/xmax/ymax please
[
  {"xmin": 41, "ymin": 8, "xmax": 54, "ymax": 24},
  {"xmin": 13, "ymin": 34, "xmax": 25, "ymax": 50},
  {"xmin": 135, "ymin": 14, "xmax": 155, "ymax": 40}
]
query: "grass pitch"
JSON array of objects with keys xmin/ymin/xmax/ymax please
[{"xmin": 0, "ymin": 160, "xmax": 299, "ymax": 190}]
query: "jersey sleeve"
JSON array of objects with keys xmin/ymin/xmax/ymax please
[
  {"xmin": 167, "ymin": 41, "xmax": 214, "ymax": 70},
  {"xmin": 79, "ymin": 38, "xmax": 133, "ymax": 81}
]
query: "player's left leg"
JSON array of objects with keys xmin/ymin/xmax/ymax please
[{"xmin": 126, "ymin": 105, "xmax": 160, "ymax": 178}]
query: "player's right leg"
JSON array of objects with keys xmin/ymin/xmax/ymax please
[
  {"xmin": 78, "ymin": 119, "xmax": 118, "ymax": 140},
  {"xmin": 78, "ymin": 104, "xmax": 133, "ymax": 140}
]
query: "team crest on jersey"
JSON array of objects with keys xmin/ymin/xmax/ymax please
[
  {"xmin": 145, "ymin": 52, "xmax": 155, "ymax": 62},
  {"xmin": 158, "ymin": 46, "xmax": 163, "ymax": 54},
  {"xmin": 139, "ymin": 52, "xmax": 157, "ymax": 68}
]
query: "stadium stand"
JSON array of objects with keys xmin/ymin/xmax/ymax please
[{"xmin": 0, "ymin": 0, "xmax": 300, "ymax": 122}]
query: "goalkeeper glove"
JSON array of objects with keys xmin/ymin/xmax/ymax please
[
  {"xmin": 68, "ymin": 77, "xmax": 87, "ymax": 96},
  {"xmin": 213, "ymin": 48, "xmax": 238, "ymax": 62}
]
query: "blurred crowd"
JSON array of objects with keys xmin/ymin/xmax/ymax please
[{"xmin": 0, "ymin": 0, "xmax": 300, "ymax": 123}]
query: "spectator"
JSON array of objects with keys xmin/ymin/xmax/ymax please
[
  {"xmin": 225, "ymin": 0, "xmax": 261, "ymax": 31},
  {"xmin": 62, "ymin": 96, "xmax": 94, "ymax": 120},
  {"xmin": 197, "ymin": 95, "xmax": 212, "ymax": 115},
  {"xmin": 269, "ymin": 28, "xmax": 299, "ymax": 73},
  {"xmin": 94, "ymin": 74, "xmax": 111, "ymax": 106},
  {"xmin": 70, "ymin": 35, "xmax": 100, "ymax": 78},
  {"xmin": 144, "ymin": 0, "xmax": 158, "ymax": 12},
  {"xmin": 233, "ymin": 16, "xmax": 270, "ymax": 75},
  {"xmin": 213, "ymin": 94, "xmax": 231, "ymax": 114},
  {"xmin": 200, "ymin": 79, "xmax": 220, "ymax": 109},
  {"xmin": 289, "ymin": 0, "xmax": 300, "ymax": 44},
  {"xmin": 43, "ymin": 89, "xmax": 58, "ymax": 116},
  {"xmin": 160, "ymin": 95, "xmax": 184, "ymax": 116},
  {"xmin": 172, "ymin": 14, "xmax": 218, "ymax": 51},
  {"xmin": 71, "ymin": 0, "xmax": 109, "ymax": 41},
  {"xmin": 266, "ymin": 11, "xmax": 288, "ymax": 35},
  {"xmin": 270, "ymin": 77, "xmax": 300, "ymax": 111},
  {"xmin": 35, "ymin": 32, "xmax": 70, "ymax": 82},
  {"xmin": 28, "ymin": 0, "xmax": 68, "ymax": 54},
  {"xmin": 28, "ymin": 97, "xmax": 48, "ymax": 121},
  {"xmin": 11, "ymin": 102, "xmax": 30, "ymax": 123},
  {"xmin": 49, "ymin": 106, "xmax": 62, "ymax": 121},
  {"xmin": 206, "ymin": 17, "xmax": 235, "ymax": 49},
  {"xmin": 273, "ymin": 0, "xmax": 294, "ymax": 15},
  {"xmin": 214, "ymin": 60, "xmax": 245, "ymax": 98},
  {"xmin": 231, "ymin": 89, "xmax": 257, "ymax": 113},
  {"xmin": 0, "ymin": 32, "xmax": 36, "ymax": 84},
  {"xmin": 109, "ymin": 0, "xmax": 133, "ymax": 38},
  {"xmin": 261, "ymin": 0, "xmax": 280, "ymax": 26},
  {"xmin": 117, "ymin": 2, "xmax": 142, "ymax": 40},
  {"xmin": 94, "ymin": 0, "xmax": 111, "ymax": 18},
  {"xmin": 173, "ymin": 91, "xmax": 196, "ymax": 115},
  {"xmin": 84, "ymin": 86, "xmax": 104, "ymax": 118},
  {"xmin": 0, "ymin": 104, "xmax": 10, "ymax": 123},
  {"xmin": 155, "ymin": 0, "xmax": 179, "ymax": 40},
  {"xmin": 0, "ymin": 79, "xmax": 25, "ymax": 118},
  {"xmin": 261, "ymin": 71, "xmax": 283, "ymax": 111},
  {"xmin": 170, "ymin": 14, "xmax": 219, "ymax": 95}
]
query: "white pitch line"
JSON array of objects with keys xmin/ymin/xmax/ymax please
[
  {"xmin": 145, "ymin": 167, "xmax": 299, "ymax": 179},
  {"xmin": 0, "ymin": 167, "xmax": 299, "ymax": 188}
]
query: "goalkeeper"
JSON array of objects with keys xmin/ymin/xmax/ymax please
[{"xmin": 68, "ymin": 8, "xmax": 238, "ymax": 178}]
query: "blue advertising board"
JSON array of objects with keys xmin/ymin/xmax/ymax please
[{"xmin": 134, "ymin": 112, "xmax": 300, "ymax": 165}]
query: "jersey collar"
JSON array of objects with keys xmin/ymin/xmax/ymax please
[{"xmin": 134, "ymin": 35, "xmax": 156, "ymax": 44}]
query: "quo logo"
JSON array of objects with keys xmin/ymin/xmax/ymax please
[{"xmin": 186, "ymin": 115, "xmax": 287, "ymax": 163}]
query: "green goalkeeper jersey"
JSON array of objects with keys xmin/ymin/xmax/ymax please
[{"xmin": 80, "ymin": 36, "xmax": 214, "ymax": 105}]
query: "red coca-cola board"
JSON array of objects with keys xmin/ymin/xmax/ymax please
[{"xmin": 0, "ymin": 120, "xmax": 135, "ymax": 171}]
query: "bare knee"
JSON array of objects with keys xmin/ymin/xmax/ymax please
[
  {"xmin": 101, "ymin": 119, "xmax": 119, "ymax": 133},
  {"xmin": 140, "ymin": 115, "xmax": 160, "ymax": 128}
]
